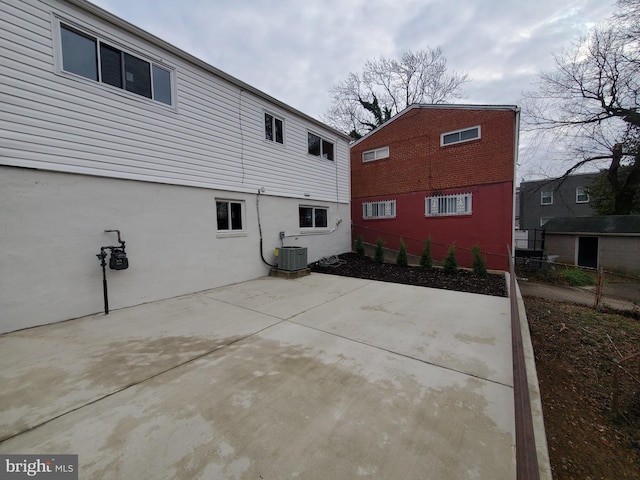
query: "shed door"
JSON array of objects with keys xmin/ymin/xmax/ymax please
[{"xmin": 577, "ymin": 237, "xmax": 598, "ymax": 268}]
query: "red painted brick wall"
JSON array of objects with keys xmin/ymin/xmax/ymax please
[{"xmin": 351, "ymin": 107, "xmax": 517, "ymax": 199}]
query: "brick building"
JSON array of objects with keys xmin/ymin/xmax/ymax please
[{"xmin": 350, "ymin": 104, "xmax": 520, "ymax": 271}]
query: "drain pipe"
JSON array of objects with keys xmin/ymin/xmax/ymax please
[{"xmin": 256, "ymin": 190, "xmax": 277, "ymax": 268}]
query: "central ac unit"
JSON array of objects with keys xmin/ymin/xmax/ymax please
[{"xmin": 278, "ymin": 246, "xmax": 308, "ymax": 271}]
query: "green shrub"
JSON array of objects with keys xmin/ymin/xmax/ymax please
[
  {"xmin": 443, "ymin": 244, "xmax": 458, "ymax": 274},
  {"xmin": 355, "ymin": 235, "xmax": 365, "ymax": 257},
  {"xmin": 471, "ymin": 244, "xmax": 487, "ymax": 277},
  {"xmin": 374, "ymin": 237, "xmax": 385, "ymax": 264},
  {"xmin": 561, "ymin": 268, "xmax": 596, "ymax": 286},
  {"xmin": 420, "ymin": 237, "xmax": 433, "ymax": 269},
  {"xmin": 396, "ymin": 239, "xmax": 408, "ymax": 267}
]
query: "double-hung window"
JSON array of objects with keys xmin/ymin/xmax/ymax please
[
  {"xmin": 299, "ymin": 206, "xmax": 328, "ymax": 229},
  {"xmin": 441, "ymin": 126, "xmax": 480, "ymax": 146},
  {"xmin": 264, "ymin": 112, "xmax": 284, "ymax": 144},
  {"xmin": 425, "ymin": 193, "xmax": 472, "ymax": 217},
  {"xmin": 541, "ymin": 191, "xmax": 553, "ymax": 205},
  {"xmin": 363, "ymin": 200, "xmax": 396, "ymax": 219},
  {"xmin": 216, "ymin": 200, "xmax": 244, "ymax": 232},
  {"xmin": 59, "ymin": 23, "xmax": 173, "ymax": 106},
  {"xmin": 576, "ymin": 187, "xmax": 589, "ymax": 203},
  {"xmin": 308, "ymin": 132, "xmax": 334, "ymax": 161}
]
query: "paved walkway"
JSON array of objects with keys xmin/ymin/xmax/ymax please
[{"xmin": 1, "ymin": 274, "xmax": 516, "ymax": 479}]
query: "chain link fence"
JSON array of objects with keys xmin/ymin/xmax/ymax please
[{"xmin": 515, "ymin": 257, "xmax": 640, "ymax": 316}]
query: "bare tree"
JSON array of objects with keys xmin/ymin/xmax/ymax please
[
  {"xmin": 324, "ymin": 49, "xmax": 469, "ymax": 139},
  {"xmin": 522, "ymin": 0, "xmax": 640, "ymax": 214}
]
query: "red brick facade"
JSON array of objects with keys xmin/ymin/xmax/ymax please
[{"xmin": 350, "ymin": 105, "xmax": 519, "ymax": 271}]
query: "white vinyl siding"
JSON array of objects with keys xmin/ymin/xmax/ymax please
[
  {"xmin": 363, "ymin": 200, "xmax": 396, "ymax": 219},
  {"xmin": 425, "ymin": 193, "xmax": 472, "ymax": 217},
  {"xmin": 0, "ymin": 0, "xmax": 349, "ymax": 203}
]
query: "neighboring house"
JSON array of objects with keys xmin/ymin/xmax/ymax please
[
  {"xmin": 350, "ymin": 104, "xmax": 520, "ymax": 271},
  {"xmin": 0, "ymin": 0, "xmax": 351, "ymax": 333},
  {"xmin": 543, "ymin": 216, "xmax": 640, "ymax": 276},
  {"xmin": 518, "ymin": 173, "xmax": 598, "ymax": 248}
]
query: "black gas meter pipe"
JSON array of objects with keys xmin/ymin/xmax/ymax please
[{"xmin": 96, "ymin": 229, "xmax": 129, "ymax": 315}]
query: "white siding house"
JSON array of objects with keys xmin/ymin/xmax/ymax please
[{"xmin": 0, "ymin": 0, "xmax": 352, "ymax": 333}]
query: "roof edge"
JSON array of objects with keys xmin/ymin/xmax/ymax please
[{"xmin": 351, "ymin": 103, "xmax": 520, "ymax": 147}]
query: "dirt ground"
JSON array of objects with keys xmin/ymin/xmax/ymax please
[{"xmin": 524, "ymin": 297, "xmax": 640, "ymax": 479}]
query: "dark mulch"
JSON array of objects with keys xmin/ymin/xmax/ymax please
[{"xmin": 310, "ymin": 252, "xmax": 507, "ymax": 297}]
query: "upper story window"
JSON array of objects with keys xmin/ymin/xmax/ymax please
[
  {"xmin": 308, "ymin": 132, "xmax": 334, "ymax": 161},
  {"xmin": 59, "ymin": 23, "xmax": 173, "ymax": 106},
  {"xmin": 299, "ymin": 206, "xmax": 328, "ymax": 229},
  {"xmin": 541, "ymin": 191, "xmax": 553, "ymax": 205},
  {"xmin": 425, "ymin": 193, "xmax": 472, "ymax": 217},
  {"xmin": 441, "ymin": 126, "xmax": 480, "ymax": 146},
  {"xmin": 265, "ymin": 112, "xmax": 284, "ymax": 144},
  {"xmin": 363, "ymin": 200, "xmax": 396, "ymax": 219},
  {"xmin": 576, "ymin": 186, "xmax": 589, "ymax": 203},
  {"xmin": 362, "ymin": 146, "xmax": 390, "ymax": 162}
]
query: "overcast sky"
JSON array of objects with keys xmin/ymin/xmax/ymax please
[{"xmin": 91, "ymin": 0, "xmax": 617, "ymax": 181}]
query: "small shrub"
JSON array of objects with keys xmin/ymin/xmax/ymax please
[
  {"xmin": 561, "ymin": 268, "xmax": 596, "ymax": 286},
  {"xmin": 374, "ymin": 237, "xmax": 385, "ymax": 264},
  {"xmin": 355, "ymin": 235, "xmax": 365, "ymax": 257},
  {"xmin": 396, "ymin": 239, "xmax": 408, "ymax": 267},
  {"xmin": 420, "ymin": 237, "xmax": 433, "ymax": 269},
  {"xmin": 443, "ymin": 244, "xmax": 458, "ymax": 274},
  {"xmin": 471, "ymin": 244, "xmax": 487, "ymax": 277}
]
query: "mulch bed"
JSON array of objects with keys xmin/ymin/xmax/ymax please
[{"xmin": 310, "ymin": 252, "xmax": 507, "ymax": 297}]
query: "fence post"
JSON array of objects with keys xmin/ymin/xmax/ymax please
[{"xmin": 594, "ymin": 267, "xmax": 604, "ymax": 308}]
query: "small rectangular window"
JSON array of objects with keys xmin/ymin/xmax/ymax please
[
  {"xmin": 308, "ymin": 132, "xmax": 334, "ymax": 160},
  {"xmin": 299, "ymin": 206, "xmax": 329, "ymax": 229},
  {"xmin": 576, "ymin": 187, "xmax": 589, "ymax": 203},
  {"xmin": 425, "ymin": 193, "xmax": 472, "ymax": 217},
  {"xmin": 362, "ymin": 146, "xmax": 389, "ymax": 162},
  {"xmin": 363, "ymin": 200, "xmax": 396, "ymax": 219},
  {"xmin": 216, "ymin": 200, "xmax": 244, "ymax": 231},
  {"xmin": 541, "ymin": 191, "xmax": 553, "ymax": 205},
  {"xmin": 441, "ymin": 126, "xmax": 480, "ymax": 146},
  {"xmin": 265, "ymin": 113, "xmax": 284, "ymax": 144},
  {"xmin": 60, "ymin": 25, "xmax": 97, "ymax": 81}
]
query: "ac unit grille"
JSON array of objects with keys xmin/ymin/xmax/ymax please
[{"xmin": 278, "ymin": 246, "xmax": 308, "ymax": 271}]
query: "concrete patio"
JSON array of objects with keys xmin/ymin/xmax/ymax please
[{"xmin": 1, "ymin": 273, "xmax": 517, "ymax": 479}]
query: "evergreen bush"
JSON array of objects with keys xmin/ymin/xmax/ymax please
[
  {"xmin": 443, "ymin": 244, "xmax": 458, "ymax": 274},
  {"xmin": 471, "ymin": 244, "xmax": 488, "ymax": 277},
  {"xmin": 396, "ymin": 239, "xmax": 408, "ymax": 266},
  {"xmin": 419, "ymin": 237, "xmax": 433, "ymax": 269},
  {"xmin": 374, "ymin": 237, "xmax": 385, "ymax": 264},
  {"xmin": 355, "ymin": 235, "xmax": 365, "ymax": 257}
]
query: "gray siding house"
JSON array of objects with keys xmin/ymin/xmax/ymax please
[
  {"xmin": 0, "ymin": 0, "xmax": 352, "ymax": 333},
  {"xmin": 519, "ymin": 173, "xmax": 598, "ymax": 248}
]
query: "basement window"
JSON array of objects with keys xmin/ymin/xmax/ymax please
[
  {"xmin": 299, "ymin": 206, "xmax": 328, "ymax": 229},
  {"xmin": 425, "ymin": 193, "xmax": 472, "ymax": 216},
  {"xmin": 216, "ymin": 200, "xmax": 244, "ymax": 232}
]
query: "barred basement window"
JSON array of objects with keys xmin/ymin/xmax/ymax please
[
  {"xmin": 363, "ymin": 200, "xmax": 396, "ymax": 219},
  {"xmin": 425, "ymin": 193, "xmax": 472, "ymax": 217}
]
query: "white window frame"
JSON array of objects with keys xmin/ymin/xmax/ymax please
[
  {"xmin": 363, "ymin": 200, "xmax": 396, "ymax": 219},
  {"xmin": 307, "ymin": 132, "xmax": 335, "ymax": 161},
  {"xmin": 576, "ymin": 186, "xmax": 589, "ymax": 203},
  {"xmin": 440, "ymin": 126, "xmax": 481, "ymax": 146},
  {"xmin": 362, "ymin": 146, "xmax": 390, "ymax": 162},
  {"xmin": 540, "ymin": 217, "xmax": 552, "ymax": 227},
  {"xmin": 264, "ymin": 111, "xmax": 285, "ymax": 145},
  {"xmin": 425, "ymin": 193, "xmax": 472, "ymax": 217},
  {"xmin": 216, "ymin": 199, "xmax": 246, "ymax": 237},
  {"xmin": 299, "ymin": 205, "xmax": 329, "ymax": 229},
  {"xmin": 53, "ymin": 17, "xmax": 175, "ymax": 108},
  {"xmin": 541, "ymin": 191, "xmax": 553, "ymax": 205}
]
